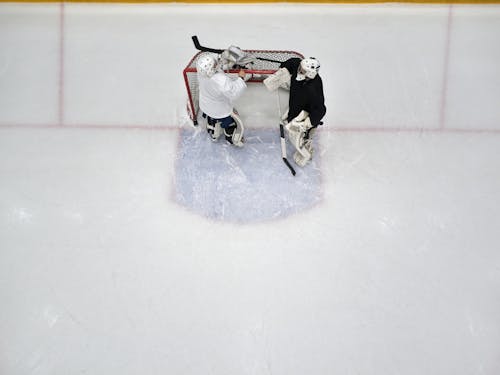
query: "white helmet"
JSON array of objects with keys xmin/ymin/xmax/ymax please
[
  {"xmin": 297, "ymin": 57, "xmax": 320, "ymax": 81},
  {"xmin": 196, "ymin": 53, "xmax": 218, "ymax": 77}
]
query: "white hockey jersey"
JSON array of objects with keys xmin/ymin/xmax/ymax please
[{"xmin": 198, "ymin": 71, "xmax": 247, "ymax": 119}]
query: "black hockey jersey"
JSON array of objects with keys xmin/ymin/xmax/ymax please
[{"xmin": 280, "ymin": 58, "xmax": 326, "ymax": 127}]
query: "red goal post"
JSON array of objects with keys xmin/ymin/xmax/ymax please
[{"xmin": 183, "ymin": 50, "xmax": 304, "ymax": 126}]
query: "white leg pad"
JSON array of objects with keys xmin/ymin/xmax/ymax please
[
  {"xmin": 293, "ymin": 139, "xmax": 314, "ymax": 166},
  {"xmin": 206, "ymin": 120, "xmax": 222, "ymax": 141},
  {"xmin": 285, "ymin": 113, "xmax": 314, "ymax": 166},
  {"xmin": 230, "ymin": 111, "xmax": 245, "ymax": 147},
  {"xmin": 213, "ymin": 122, "xmax": 222, "ymax": 140}
]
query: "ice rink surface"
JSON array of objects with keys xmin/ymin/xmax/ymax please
[{"xmin": 1, "ymin": 3, "xmax": 500, "ymax": 375}]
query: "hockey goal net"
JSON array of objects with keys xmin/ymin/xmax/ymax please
[{"xmin": 183, "ymin": 50, "xmax": 304, "ymax": 126}]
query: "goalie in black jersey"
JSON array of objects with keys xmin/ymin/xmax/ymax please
[{"xmin": 264, "ymin": 57, "xmax": 326, "ymax": 167}]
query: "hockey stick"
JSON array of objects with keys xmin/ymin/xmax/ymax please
[
  {"xmin": 192, "ymin": 35, "xmax": 224, "ymax": 54},
  {"xmin": 277, "ymin": 90, "xmax": 296, "ymax": 176},
  {"xmin": 192, "ymin": 35, "xmax": 284, "ymax": 64}
]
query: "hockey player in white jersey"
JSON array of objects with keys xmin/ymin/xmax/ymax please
[{"xmin": 196, "ymin": 53, "xmax": 246, "ymax": 147}]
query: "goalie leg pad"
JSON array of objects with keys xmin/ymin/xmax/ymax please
[
  {"xmin": 285, "ymin": 112, "xmax": 314, "ymax": 166},
  {"xmin": 285, "ymin": 112, "xmax": 312, "ymax": 149},
  {"xmin": 293, "ymin": 138, "xmax": 314, "ymax": 166},
  {"xmin": 305, "ymin": 126, "xmax": 317, "ymax": 141},
  {"xmin": 205, "ymin": 114, "xmax": 222, "ymax": 141},
  {"xmin": 220, "ymin": 113, "xmax": 244, "ymax": 147},
  {"xmin": 230, "ymin": 111, "xmax": 244, "ymax": 147}
]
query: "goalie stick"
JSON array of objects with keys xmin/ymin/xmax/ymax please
[
  {"xmin": 277, "ymin": 90, "xmax": 296, "ymax": 176},
  {"xmin": 280, "ymin": 124, "xmax": 296, "ymax": 176},
  {"xmin": 192, "ymin": 35, "xmax": 284, "ymax": 64}
]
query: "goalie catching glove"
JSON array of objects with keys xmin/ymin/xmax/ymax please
[
  {"xmin": 220, "ymin": 46, "xmax": 257, "ymax": 70},
  {"xmin": 263, "ymin": 68, "xmax": 291, "ymax": 92}
]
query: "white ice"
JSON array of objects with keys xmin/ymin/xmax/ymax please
[{"xmin": 1, "ymin": 3, "xmax": 500, "ymax": 375}]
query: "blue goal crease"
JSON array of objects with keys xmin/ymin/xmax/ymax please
[{"xmin": 174, "ymin": 127, "xmax": 322, "ymax": 223}]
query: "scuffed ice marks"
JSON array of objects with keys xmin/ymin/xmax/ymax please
[
  {"xmin": 10, "ymin": 207, "xmax": 35, "ymax": 223},
  {"xmin": 174, "ymin": 128, "xmax": 322, "ymax": 223}
]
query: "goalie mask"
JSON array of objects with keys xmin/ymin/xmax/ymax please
[
  {"xmin": 196, "ymin": 53, "xmax": 218, "ymax": 77},
  {"xmin": 296, "ymin": 57, "xmax": 320, "ymax": 81}
]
